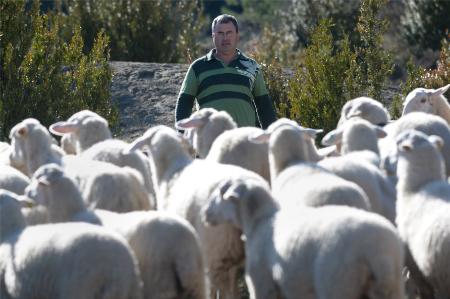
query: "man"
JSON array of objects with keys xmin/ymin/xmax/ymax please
[{"xmin": 175, "ymin": 14, "xmax": 277, "ymax": 129}]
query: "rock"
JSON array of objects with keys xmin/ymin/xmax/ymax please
[{"xmin": 110, "ymin": 61, "xmax": 189, "ymax": 141}]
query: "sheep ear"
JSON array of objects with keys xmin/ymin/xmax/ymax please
[
  {"xmin": 218, "ymin": 184, "xmax": 243, "ymax": 226},
  {"xmin": 317, "ymin": 145, "xmax": 338, "ymax": 157},
  {"xmin": 300, "ymin": 128, "xmax": 323, "ymax": 139},
  {"xmin": 49, "ymin": 121, "xmax": 79, "ymax": 136},
  {"xmin": 346, "ymin": 110, "xmax": 362, "ymax": 119},
  {"xmin": 175, "ymin": 117, "xmax": 207, "ymax": 130},
  {"xmin": 373, "ymin": 126, "xmax": 387, "ymax": 139},
  {"xmin": 17, "ymin": 125, "xmax": 28, "ymax": 137},
  {"xmin": 321, "ymin": 128, "xmax": 343, "ymax": 146},
  {"xmin": 127, "ymin": 135, "xmax": 151, "ymax": 153},
  {"xmin": 248, "ymin": 131, "xmax": 271, "ymax": 143},
  {"xmin": 37, "ymin": 177, "xmax": 51, "ymax": 186},
  {"xmin": 429, "ymin": 135, "xmax": 444, "ymax": 150},
  {"xmin": 399, "ymin": 140, "xmax": 413, "ymax": 152},
  {"xmin": 223, "ymin": 188, "xmax": 240, "ymax": 202},
  {"xmin": 431, "ymin": 84, "xmax": 450, "ymax": 97}
]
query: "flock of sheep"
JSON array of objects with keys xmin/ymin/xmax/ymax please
[{"xmin": 0, "ymin": 83, "xmax": 449, "ymax": 299}]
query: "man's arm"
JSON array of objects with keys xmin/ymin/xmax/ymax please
[
  {"xmin": 254, "ymin": 94, "xmax": 277, "ymax": 129},
  {"xmin": 175, "ymin": 64, "xmax": 199, "ymax": 125},
  {"xmin": 253, "ymin": 71, "xmax": 277, "ymax": 129},
  {"xmin": 175, "ymin": 93, "xmax": 195, "ymax": 123}
]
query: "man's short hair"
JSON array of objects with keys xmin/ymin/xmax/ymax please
[{"xmin": 211, "ymin": 14, "xmax": 239, "ymax": 33}]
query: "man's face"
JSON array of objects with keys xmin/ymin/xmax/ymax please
[{"xmin": 212, "ymin": 22, "xmax": 239, "ymax": 56}]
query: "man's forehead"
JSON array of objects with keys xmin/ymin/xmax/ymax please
[{"xmin": 214, "ymin": 22, "xmax": 236, "ymax": 32}]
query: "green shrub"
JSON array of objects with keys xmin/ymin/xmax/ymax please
[
  {"xmin": 287, "ymin": 0, "xmax": 393, "ymax": 138},
  {"xmin": 248, "ymin": 26, "xmax": 299, "ymax": 118},
  {"xmin": 0, "ymin": 0, "xmax": 116, "ymax": 141},
  {"xmin": 287, "ymin": 19, "xmax": 360, "ymax": 135},
  {"xmin": 390, "ymin": 35, "xmax": 450, "ymax": 119},
  {"xmin": 353, "ymin": 0, "xmax": 393, "ymax": 102},
  {"xmin": 65, "ymin": 0, "xmax": 206, "ymax": 63},
  {"xmin": 284, "ymin": 0, "xmax": 360, "ymax": 48}
]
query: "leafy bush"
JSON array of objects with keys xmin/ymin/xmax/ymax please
[
  {"xmin": 287, "ymin": 0, "xmax": 393, "ymax": 137},
  {"xmin": 0, "ymin": 0, "xmax": 116, "ymax": 141},
  {"xmin": 248, "ymin": 26, "xmax": 299, "ymax": 118},
  {"xmin": 390, "ymin": 35, "xmax": 450, "ymax": 119},
  {"xmin": 287, "ymin": 20, "xmax": 360, "ymax": 134},
  {"xmin": 283, "ymin": 0, "xmax": 361, "ymax": 48},
  {"xmin": 353, "ymin": 0, "xmax": 393, "ymax": 101},
  {"xmin": 65, "ymin": 0, "xmax": 206, "ymax": 63}
]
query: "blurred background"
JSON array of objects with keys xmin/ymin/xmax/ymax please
[{"xmin": 1, "ymin": 0, "xmax": 449, "ymax": 139}]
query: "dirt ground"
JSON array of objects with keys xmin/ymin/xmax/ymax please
[{"xmin": 110, "ymin": 61, "xmax": 189, "ymax": 141}]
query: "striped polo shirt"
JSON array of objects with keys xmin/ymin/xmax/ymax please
[{"xmin": 176, "ymin": 49, "xmax": 275, "ymax": 128}]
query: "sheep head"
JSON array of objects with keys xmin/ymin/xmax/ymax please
[{"xmin": 402, "ymin": 84, "xmax": 450, "ymax": 116}]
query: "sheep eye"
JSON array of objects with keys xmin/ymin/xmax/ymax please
[{"xmin": 420, "ymin": 98, "xmax": 426, "ymax": 103}]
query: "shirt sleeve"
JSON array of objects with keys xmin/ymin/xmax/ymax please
[
  {"xmin": 175, "ymin": 65, "xmax": 198, "ymax": 126},
  {"xmin": 179, "ymin": 64, "xmax": 198, "ymax": 96},
  {"xmin": 253, "ymin": 71, "xmax": 277, "ymax": 129},
  {"xmin": 175, "ymin": 94, "xmax": 195, "ymax": 124},
  {"xmin": 253, "ymin": 69, "xmax": 269, "ymax": 97}
]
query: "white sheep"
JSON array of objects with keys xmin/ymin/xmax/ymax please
[
  {"xmin": 0, "ymin": 189, "xmax": 143, "ymax": 299},
  {"xmin": 206, "ymin": 127, "xmax": 270, "ymax": 183},
  {"xmin": 24, "ymin": 163, "xmax": 207, "ymax": 299},
  {"xmin": 50, "ymin": 110, "xmax": 156, "ymax": 200},
  {"xmin": 0, "ymin": 141, "xmax": 11, "ymax": 166},
  {"xmin": 60, "ymin": 133, "xmax": 77, "ymax": 154},
  {"xmin": 81, "ymin": 139, "xmax": 156, "ymax": 205},
  {"xmin": 128, "ymin": 125, "xmax": 267, "ymax": 299},
  {"xmin": 175, "ymin": 108, "xmax": 236, "ymax": 158},
  {"xmin": 338, "ymin": 96, "xmax": 391, "ymax": 127},
  {"xmin": 9, "ymin": 118, "xmax": 152, "ymax": 212},
  {"xmin": 0, "ymin": 165, "xmax": 30, "ymax": 195},
  {"xmin": 203, "ymin": 177, "xmax": 405, "ymax": 299},
  {"xmin": 0, "ymin": 165, "xmax": 47, "ymax": 225},
  {"xmin": 49, "ymin": 109, "xmax": 111, "ymax": 152},
  {"xmin": 8, "ymin": 125, "xmax": 63, "ymax": 175},
  {"xmin": 318, "ymin": 97, "xmax": 391, "ymax": 157},
  {"xmin": 402, "ymin": 84, "xmax": 450, "ymax": 125},
  {"xmin": 177, "ymin": 108, "xmax": 271, "ymax": 182},
  {"xmin": 379, "ymin": 112, "xmax": 450, "ymax": 177},
  {"xmin": 250, "ymin": 118, "xmax": 371, "ymax": 211},
  {"xmin": 313, "ymin": 119, "xmax": 397, "ymax": 223},
  {"xmin": 395, "ymin": 129, "xmax": 450, "ymax": 299},
  {"xmin": 321, "ymin": 118, "xmax": 387, "ymax": 166}
]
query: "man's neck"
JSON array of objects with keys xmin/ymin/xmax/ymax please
[{"xmin": 214, "ymin": 49, "xmax": 238, "ymax": 64}]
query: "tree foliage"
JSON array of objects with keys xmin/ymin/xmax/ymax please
[
  {"xmin": 287, "ymin": 0, "xmax": 393, "ymax": 137},
  {"xmin": 248, "ymin": 24, "xmax": 300, "ymax": 119},
  {"xmin": 65, "ymin": 0, "xmax": 206, "ymax": 63},
  {"xmin": 353, "ymin": 0, "xmax": 393, "ymax": 101},
  {"xmin": 0, "ymin": 0, "xmax": 116, "ymax": 140},
  {"xmin": 288, "ymin": 20, "xmax": 360, "ymax": 135},
  {"xmin": 284, "ymin": 0, "xmax": 361, "ymax": 48}
]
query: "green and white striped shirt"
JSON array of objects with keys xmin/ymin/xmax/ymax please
[{"xmin": 175, "ymin": 49, "xmax": 276, "ymax": 128}]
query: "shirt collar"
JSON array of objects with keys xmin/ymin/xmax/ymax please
[{"xmin": 205, "ymin": 49, "xmax": 249, "ymax": 62}]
